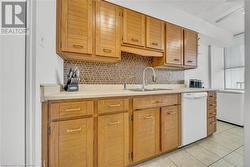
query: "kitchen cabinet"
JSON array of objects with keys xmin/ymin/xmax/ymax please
[
  {"xmin": 96, "ymin": 1, "xmax": 121, "ymax": 58},
  {"xmin": 165, "ymin": 23, "xmax": 183, "ymax": 66},
  {"xmin": 184, "ymin": 29, "xmax": 198, "ymax": 67},
  {"xmin": 146, "ymin": 17, "xmax": 165, "ymax": 51},
  {"xmin": 60, "ymin": 0, "xmax": 93, "ymax": 55},
  {"xmin": 122, "ymin": 9, "xmax": 145, "ymax": 47},
  {"xmin": 133, "ymin": 108, "xmax": 160, "ymax": 162},
  {"xmin": 161, "ymin": 106, "xmax": 181, "ymax": 152},
  {"xmin": 98, "ymin": 113, "xmax": 129, "ymax": 167},
  {"xmin": 207, "ymin": 91, "xmax": 217, "ymax": 135},
  {"xmin": 49, "ymin": 118, "xmax": 94, "ymax": 167}
]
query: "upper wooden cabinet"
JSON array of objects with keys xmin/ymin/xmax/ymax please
[
  {"xmin": 98, "ymin": 113, "xmax": 129, "ymax": 167},
  {"xmin": 166, "ymin": 23, "xmax": 183, "ymax": 66},
  {"xmin": 49, "ymin": 118, "xmax": 93, "ymax": 167},
  {"xmin": 183, "ymin": 29, "xmax": 198, "ymax": 67},
  {"xmin": 133, "ymin": 108, "xmax": 160, "ymax": 162},
  {"xmin": 60, "ymin": 0, "xmax": 93, "ymax": 55},
  {"xmin": 146, "ymin": 17, "xmax": 165, "ymax": 51},
  {"xmin": 96, "ymin": 1, "xmax": 121, "ymax": 58},
  {"xmin": 122, "ymin": 9, "xmax": 146, "ymax": 47}
]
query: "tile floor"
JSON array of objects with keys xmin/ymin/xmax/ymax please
[{"xmin": 135, "ymin": 121, "xmax": 244, "ymax": 167}]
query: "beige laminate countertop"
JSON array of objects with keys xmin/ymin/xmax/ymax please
[{"xmin": 41, "ymin": 84, "xmax": 216, "ymax": 102}]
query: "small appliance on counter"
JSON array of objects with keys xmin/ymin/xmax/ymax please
[
  {"xmin": 64, "ymin": 66, "xmax": 80, "ymax": 92},
  {"xmin": 189, "ymin": 79, "xmax": 204, "ymax": 88}
]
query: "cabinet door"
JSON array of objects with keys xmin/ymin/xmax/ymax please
[
  {"xmin": 133, "ymin": 108, "xmax": 160, "ymax": 162},
  {"xmin": 184, "ymin": 29, "xmax": 198, "ymax": 67},
  {"xmin": 98, "ymin": 113, "xmax": 129, "ymax": 167},
  {"xmin": 166, "ymin": 23, "xmax": 183, "ymax": 65},
  {"xmin": 96, "ymin": 1, "xmax": 121, "ymax": 58},
  {"xmin": 146, "ymin": 17, "xmax": 164, "ymax": 50},
  {"xmin": 61, "ymin": 0, "xmax": 92, "ymax": 54},
  {"xmin": 161, "ymin": 106, "xmax": 180, "ymax": 152},
  {"xmin": 122, "ymin": 9, "xmax": 145, "ymax": 47},
  {"xmin": 49, "ymin": 118, "xmax": 93, "ymax": 167}
]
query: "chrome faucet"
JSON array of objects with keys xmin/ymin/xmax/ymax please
[{"xmin": 142, "ymin": 67, "xmax": 156, "ymax": 90}]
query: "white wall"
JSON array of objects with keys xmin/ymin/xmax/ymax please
[
  {"xmin": 32, "ymin": 0, "xmax": 64, "ymax": 165},
  {"xmin": 0, "ymin": 35, "xmax": 26, "ymax": 165},
  {"xmin": 244, "ymin": 0, "xmax": 250, "ymax": 166},
  {"xmin": 184, "ymin": 36, "xmax": 210, "ymax": 88},
  {"xmin": 211, "ymin": 46, "xmax": 225, "ymax": 89}
]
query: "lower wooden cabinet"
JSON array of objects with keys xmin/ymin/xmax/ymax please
[
  {"xmin": 207, "ymin": 91, "xmax": 217, "ymax": 136},
  {"xmin": 49, "ymin": 118, "xmax": 94, "ymax": 167},
  {"xmin": 98, "ymin": 113, "xmax": 129, "ymax": 167},
  {"xmin": 161, "ymin": 106, "xmax": 181, "ymax": 152},
  {"xmin": 133, "ymin": 108, "xmax": 160, "ymax": 162}
]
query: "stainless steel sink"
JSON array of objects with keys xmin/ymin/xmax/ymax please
[{"xmin": 127, "ymin": 88, "xmax": 173, "ymax": 92}]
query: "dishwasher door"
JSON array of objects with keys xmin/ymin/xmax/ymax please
[{"xmin": 181, "ymin": 92, "xmax": 208, "ymax": 146}]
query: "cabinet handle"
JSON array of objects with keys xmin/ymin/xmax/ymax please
[
  {"xmin": 66, "ymin": 127, "xmax": 82, "ymax": 133},
  {"xmin": 73, "ymin": 44, "xmax": 84, "ymax": 49},
  {"xmin": 109, "ymin": 104, "xmax": 121, "ymax": 107},
  {"xmin": 144, "ymin": 115, "xmax": 153, "ymax": 119},
  {"xmin": 108, "ymin": 121, "xmax": 120, "ymax": 126},
  {"xmin": 103, "ymin": 48, "xmax": 112, "ymax": 53},
  {"xmin": 65, "ymin": 108, "xmax": 81, "ymax": 112},
  {"xmin": 151, "ymin": 42, "xmax": 158, "ymax": 46},
  {"xmin": 154, "ymin": 100, "xmax": 162, "ymax": 104},
  {"xmin": 174, "ymin": 58, "xmax": 180, "ymax": 61},
  {"xmin": 131, "ymin": 38, "xmax": 139, "ymax": 42},
  {"xmin": 187, "ymin": 60, "xmax": 193, "ymax": 63}
]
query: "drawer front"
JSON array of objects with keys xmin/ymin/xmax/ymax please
[
  {"xmin": 208, "ymin": 91, "xmax": 217, "ymax": 99},
  {"xmin": 50, "ymin": 101, "xmax": 94, "ymax": 120},
  {"xmin": 208, "ymin": 109, "xmax": 216, "ymax": 118},
  {"xmin": 133, "ymin": 94, "xmax": 179, "ymax": 110},
  {"xmin": 208, "ymin": 101, "xmax": 216, "ymax": 109},
  {"xmin": 97, "ymin": 98, "xmax": 129, "ymax": 114},
  {"xmin": 208, "ymin": 117, "xmax": 216, "ymax": 135}
]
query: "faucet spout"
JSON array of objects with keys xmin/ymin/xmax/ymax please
[{"xmin": 142, "ymin": 67, "xmax": 156, "ymax": 90}]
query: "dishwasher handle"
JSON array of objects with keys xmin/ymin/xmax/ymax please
[{"xmin": 182, "ymin": 93, "xmax": 207, "ymax": 99}]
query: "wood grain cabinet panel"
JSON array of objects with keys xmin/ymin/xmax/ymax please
[
  {"xmin": 97, "ymin": 98, "xmax": 129, "ymax": 114},
  {"xmin": 161, "ymin": 106, "xmax": 181, "ymax": 152},
  {"xmin": 146, "ymin": 17, "xmax": 164, "ymax": 51},
  {"xmin": 133, "ymin": 108, "xmax": 160, "ymax": 162},
  {"xmin": 122, "ymin": 9, "xmax": 145, "ymax": 47},
  {"xmin": 98, "ymin": 113, "xmax": 129, "ymax": 167},
  {"xmin": 184, "ymin": 29, "xmax": 198, "ymax": 67},
  {"xmin": 61, "ymin": 0, "xmax": 92, "ymax": 54},
  {"xmin": 166, "ymin": 23, "xmax": 183, "ymax": 65},
  {"xmin": 96, "ymin": 1, "xmax": 121, "ymax": 58},
  {"xmin": 49, "ymin": 118, "xmax": 93, "ymax": 167}
]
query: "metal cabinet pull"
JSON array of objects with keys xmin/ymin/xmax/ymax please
[
  {"xmin": 131, "ymin": 38, "xmax": 139, "ymax": 42},
  {"xmin": 108, "ymin": 121, "xmax": 120, "ymax": 125},
  {"xmin": 66, "ymin": 127, "xmax": 82, "ymax": 133},
  {"xmin": 73, "ymin": 44, "xmax": 84, "ymax": 49},
  {"xmin": 109, "ymin": 104, "xmax": 121, "ymax": 107},
  {"xmin": 144, "ymin": 115, "xmax": 153, "ymax": 119},
  {"xmin": 187, "ymin": 60, "xmax": 193, "ymax": 63},
  {"xmin": 151, "ymin": 42, "xmax": 158, "ymax": 46},
  {"xmin": 103, "ymin": 48, "xmax": 112, "ymax": 53},
  {"xmin": 154, "ymin": 100, "xmax": 162, "ymax": 104},
  {"xmin": 65, "ymin": 108, "xmax": 81, "ymax": 112},
  {"xmin": 174, "ymin": 58, "xmax": 180, "ymax": 61}
]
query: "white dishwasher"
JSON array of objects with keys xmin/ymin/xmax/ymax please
[{"xmin": 181, "ymin": 92, "xmax": 208, "ymax": 146}]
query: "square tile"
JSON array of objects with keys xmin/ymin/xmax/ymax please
[
  {"xmin": 210, "ymin": 159, "xmax": 235, "ymax": 167},
  {"xmin": 224, "ymin": 151, "xmax": 244, "ymax": 167}
]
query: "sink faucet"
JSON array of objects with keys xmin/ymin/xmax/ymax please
[{"xmin": 142, "ymin": 67, "xmax": 156, "ymax": 90}]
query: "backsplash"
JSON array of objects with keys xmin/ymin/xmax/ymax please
[{"xmin": 64, "ymin": 52, "xmax": 184, "ymax": 84}]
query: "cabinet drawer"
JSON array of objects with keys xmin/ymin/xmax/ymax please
[
  {"xmin": 208, "ymin": 109, "xmax": 216, "ymax": 118},
  {"xmin": 133, "ymin": 94, "xmax": 179, "ymax": 110},
  {"xmin": 208, "ymin": 101, "xmax": 216, "ymax": 108},
  {"xmin": 50, "ymin": 101, "xmax": 94, "ymax": 120},
  {"xmin": 208, "ymin": 91, "xmax": 217, "ymax": 99},
  {"xmin": 97, "ymin": 98, "xmax": 129, "ymax": 114}
]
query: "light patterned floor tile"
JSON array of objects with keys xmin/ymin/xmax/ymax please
[
  {"xmin": 226, "ymin": 126, "xmax": 244, "ymax": 137},
  {"xmin": 235, "ymin": 146, "xmax": 244, "ymax": 155},
  {"xmin": 216, "ymin": 121, "xmax": 235, "ymax": 134},
  {"xmin": 135, "ymin": 156, "xmax": 177, "ymax": 167},
  {"xmin": 209, "ymin": 159, "xmax": 235, "ymax": 167},
  {"xmin": 198, "ymin": 139, "xmax": 232, "ymax": 157},
  {"xmin": 168, "ymin": 150, "xmax": 206, "ymax": 167},
  {"xmin": 224, "ymin": 151, "xmax": 244, "ymax": 167},
  {"xmin": 185, "ymin": 144, "xmax": 220, "ymax": 166}
]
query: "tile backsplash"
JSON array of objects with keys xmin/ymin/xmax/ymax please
[{"xmin": 64, "ymin": 52, "xmax": 184, "ymax": 84}]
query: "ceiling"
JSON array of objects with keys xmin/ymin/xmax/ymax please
[{"xmin": 164, "ymin": 0, "xmax": 244, "ymax": 35}]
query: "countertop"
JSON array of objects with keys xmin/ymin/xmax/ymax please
[{"xmin": 41, "ymin": 84, "xmax": 217, "ymax": 102}]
